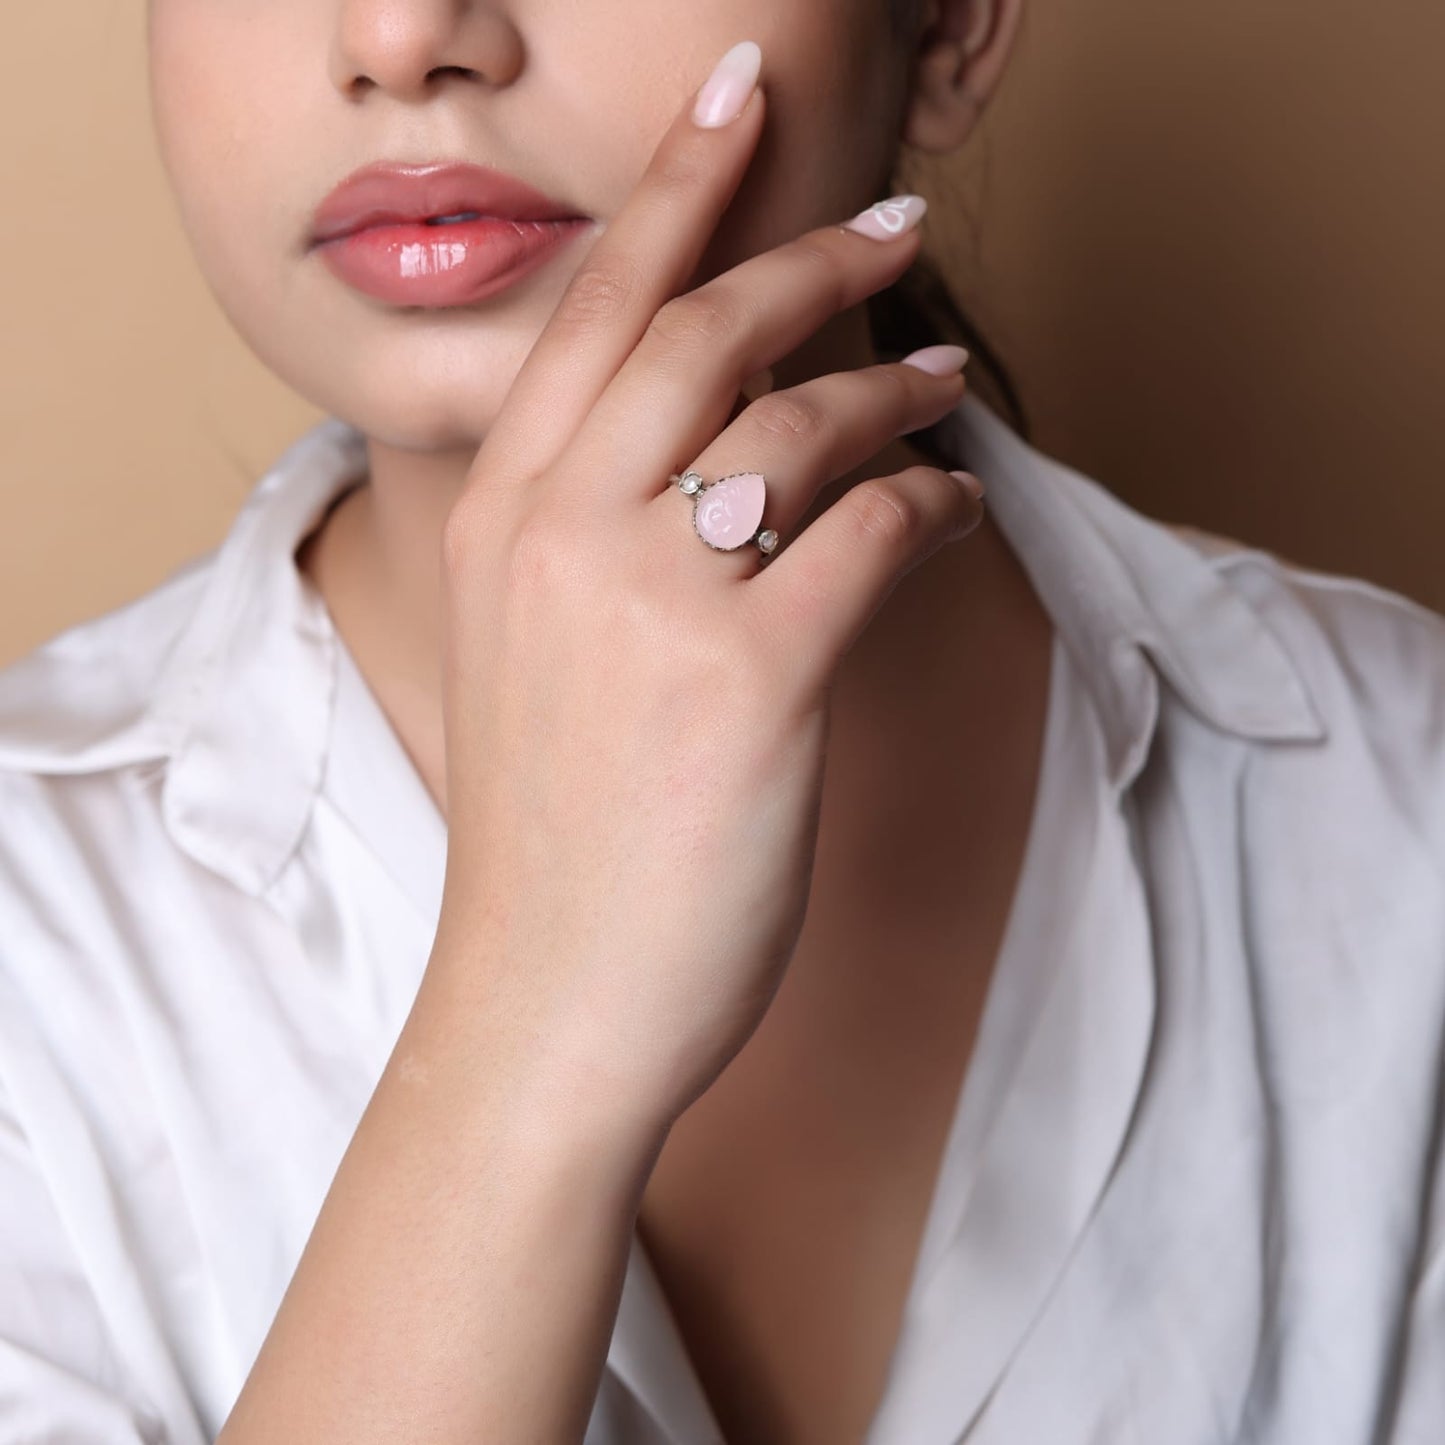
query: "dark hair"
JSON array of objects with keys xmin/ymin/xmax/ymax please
[{"xmin": 868, "ymin": 0, "xmax": 1032, "ymax": 454}]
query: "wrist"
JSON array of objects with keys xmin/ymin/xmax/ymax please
[{"xmin": 402, "ymin": 946, "xmax": 676, "ymax": 1186}]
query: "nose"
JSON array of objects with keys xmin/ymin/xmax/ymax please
[{"xmin": 330, "ymin": 0, "xmax": 523, "ymax": 101}]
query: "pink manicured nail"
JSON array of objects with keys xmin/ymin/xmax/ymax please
[
  {"xmin": 900, "ymin": 343, "xmax": 970, "ymax": 375},
  {"xmin": 693, "ymin": 41, "xmax": 762, "ymax": 128},
  {"xmin": 842, "ymin": 194, "xmax": 927, "ymax": 240},
  {"xmin": 950, "ymin": 470, "xmax": 986, "ymax": 500}
]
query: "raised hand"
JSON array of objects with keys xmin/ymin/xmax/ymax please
[{"xmin": 430, "ymin": 38, "xmax": 984, "ymax": 1133}]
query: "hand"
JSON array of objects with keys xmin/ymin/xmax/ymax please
[{"xmin": 429, "ymin": 39, "xmax": 984, "ymax": 1133}]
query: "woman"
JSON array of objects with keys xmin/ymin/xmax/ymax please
[{"xmin": 1, "ymin": 1, "xmax": 1441, "ymax": 1441}]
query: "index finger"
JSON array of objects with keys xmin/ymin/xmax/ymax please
[{"xmin": 471, "ymin": 40, "xmax": 766, "ymax": 484}]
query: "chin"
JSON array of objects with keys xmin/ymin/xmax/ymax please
[{"xmin": 280, "ymin": 349, "xmax": 519, "ymax": 455}]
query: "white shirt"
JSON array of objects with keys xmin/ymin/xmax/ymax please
[{"xmin": 1, "ymin": 392, "xmax": 1442, "ymax": 1444}]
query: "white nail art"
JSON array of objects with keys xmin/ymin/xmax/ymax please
[{"xmin": 841, "ymin": 194, "xmax": 927, "ymax": 241}]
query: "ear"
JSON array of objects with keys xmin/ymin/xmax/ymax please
[{"xmin": 900, "ymin": 0, "xmax": 1026, "ymax": 153}]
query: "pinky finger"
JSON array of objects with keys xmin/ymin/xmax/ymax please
[{"xmin": 745, "ymin": 465, "xmax": 985, "ymax": 698}]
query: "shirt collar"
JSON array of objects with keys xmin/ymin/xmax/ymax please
[
  {"xmin": 933, "ymin": 393, "xmax": 1327, "ymax": 795},
  {"xmin": 0, "ymin": 394, "xmax": 1326, "ymax": 897},
  {"xmin": 152, "ymin": 418, "xmax": 368, "ymax": 896}
]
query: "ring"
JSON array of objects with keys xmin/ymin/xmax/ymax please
[{"xmin": 669, "ymin": 469, "xmax": 780, "ymax": 564}]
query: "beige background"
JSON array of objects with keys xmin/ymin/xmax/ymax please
[{"xmin": 2, "ymin": 1, "xmax": 1442, "ymax": 668}]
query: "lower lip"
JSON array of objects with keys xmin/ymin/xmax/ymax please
[{"xmin": 313, "ymin": 216, "xmax": 592, "ymax": 308}]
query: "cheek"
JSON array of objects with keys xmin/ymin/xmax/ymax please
[
  {"xmin": 700, "ymin": 75, "xmax": 894, "ymax": 278},
  {"xmin": 567, "ymin": 0, "xmax": 889, "ymax": 229},
  {"xmin": 718, "ymin": 5, "xmax": 900, "ymax": 249},
  {"xmin": 782, "ymin": 11, "xmax": 900, "ymax": 211},
  {"xmin": 148, "ymin": 1, "xmax": 230, "ymax": 176},
  {"xmin": 149, "ymin": 5, "xmax": 298, "ymax": 241},
  {"xmin": 150, "ymin": 29, "xmax": 320, "ymax": 329}
]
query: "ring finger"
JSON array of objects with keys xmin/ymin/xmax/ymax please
[{"xmin": 655, "ymin": 346, "xmax": 970, "ymax": 572}]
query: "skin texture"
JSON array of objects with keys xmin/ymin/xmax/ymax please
[{"xmin": 149, "ymin": 2, "xmax": 1057, "ymax": 1439}]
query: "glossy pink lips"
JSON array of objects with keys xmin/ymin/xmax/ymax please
[
  {"xmin": 309, "ymin": 161, "xmax": 593, "ymax": 308},
  {"xmin": 313, "ymin": 215, "xmax": 591, "ymax": 308}
]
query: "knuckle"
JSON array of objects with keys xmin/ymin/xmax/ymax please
[
  {"xmin": 874, "ymin": 361, "xmax": 915, "ymax": 402},
  {"xmin": 747, "ymin": 389, "xmax": 827, "ymax": 447},
  {"xmin": 505, "ymin": 515, "xmax": 579, "ymax": 594},
  {"xmin": 849, "ymin": 361, "xmax": 914, "ymax": 419},
  {"xmin": 848, "ymin": 480, "xmax": 925, "ymax": 547},
  {"xmin": 555, "ymin": 255, "xmax": 645, "ymax": 330},
  {"xmin": 645, "ymin": 291, "xmax": 739, "ymax": 353}
]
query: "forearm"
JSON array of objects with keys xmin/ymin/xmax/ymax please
[{"xmin": 217, "ymin": 953, "xmax": 671, "ymax": 1445}]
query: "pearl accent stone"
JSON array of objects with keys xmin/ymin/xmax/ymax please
[
  {"xmin": 694, "ymin": 471, "xmax": 766, "ymax": 551},
  {"xmin": 678, "ymin": 471, "xmax": 703, "ymax": 495}
]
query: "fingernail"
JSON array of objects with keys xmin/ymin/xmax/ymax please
[
  {"xmin": 842, "ymin": 194, "xmax": 927, "ymax": 241},
  {"xmin": 949, "ymin": 470, "xmax": 986, "ymax": 501},
  {"xmin": 900, "ymin": 343, "xmax": 970, "ymax": 376},
  {"xmin": 693, "ymin": 40, "xmax": 762, "ymax": 128}
]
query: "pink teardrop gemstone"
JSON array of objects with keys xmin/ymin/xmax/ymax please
[{"xmin": 694, "ymin": 472, "xmax": 766, "ymax": 551}]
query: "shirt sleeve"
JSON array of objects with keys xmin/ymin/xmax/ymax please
[{"xmin": 0, "ymin": 1068, "xmax": 170, "ymax": 1444}]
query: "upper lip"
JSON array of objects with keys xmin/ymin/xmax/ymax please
[{"xmin": 309, "ymin": 161, "xmax": 587, "ymax": 246}]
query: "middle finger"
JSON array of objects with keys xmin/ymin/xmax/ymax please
[{"xmin": 560, "ymin": 195, "xmax": 933, "ymax": 506}]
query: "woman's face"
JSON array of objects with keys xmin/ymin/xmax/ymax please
[{"xmin": 146, "ymin": 0, "xmax": 912, "ymax": 453}]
